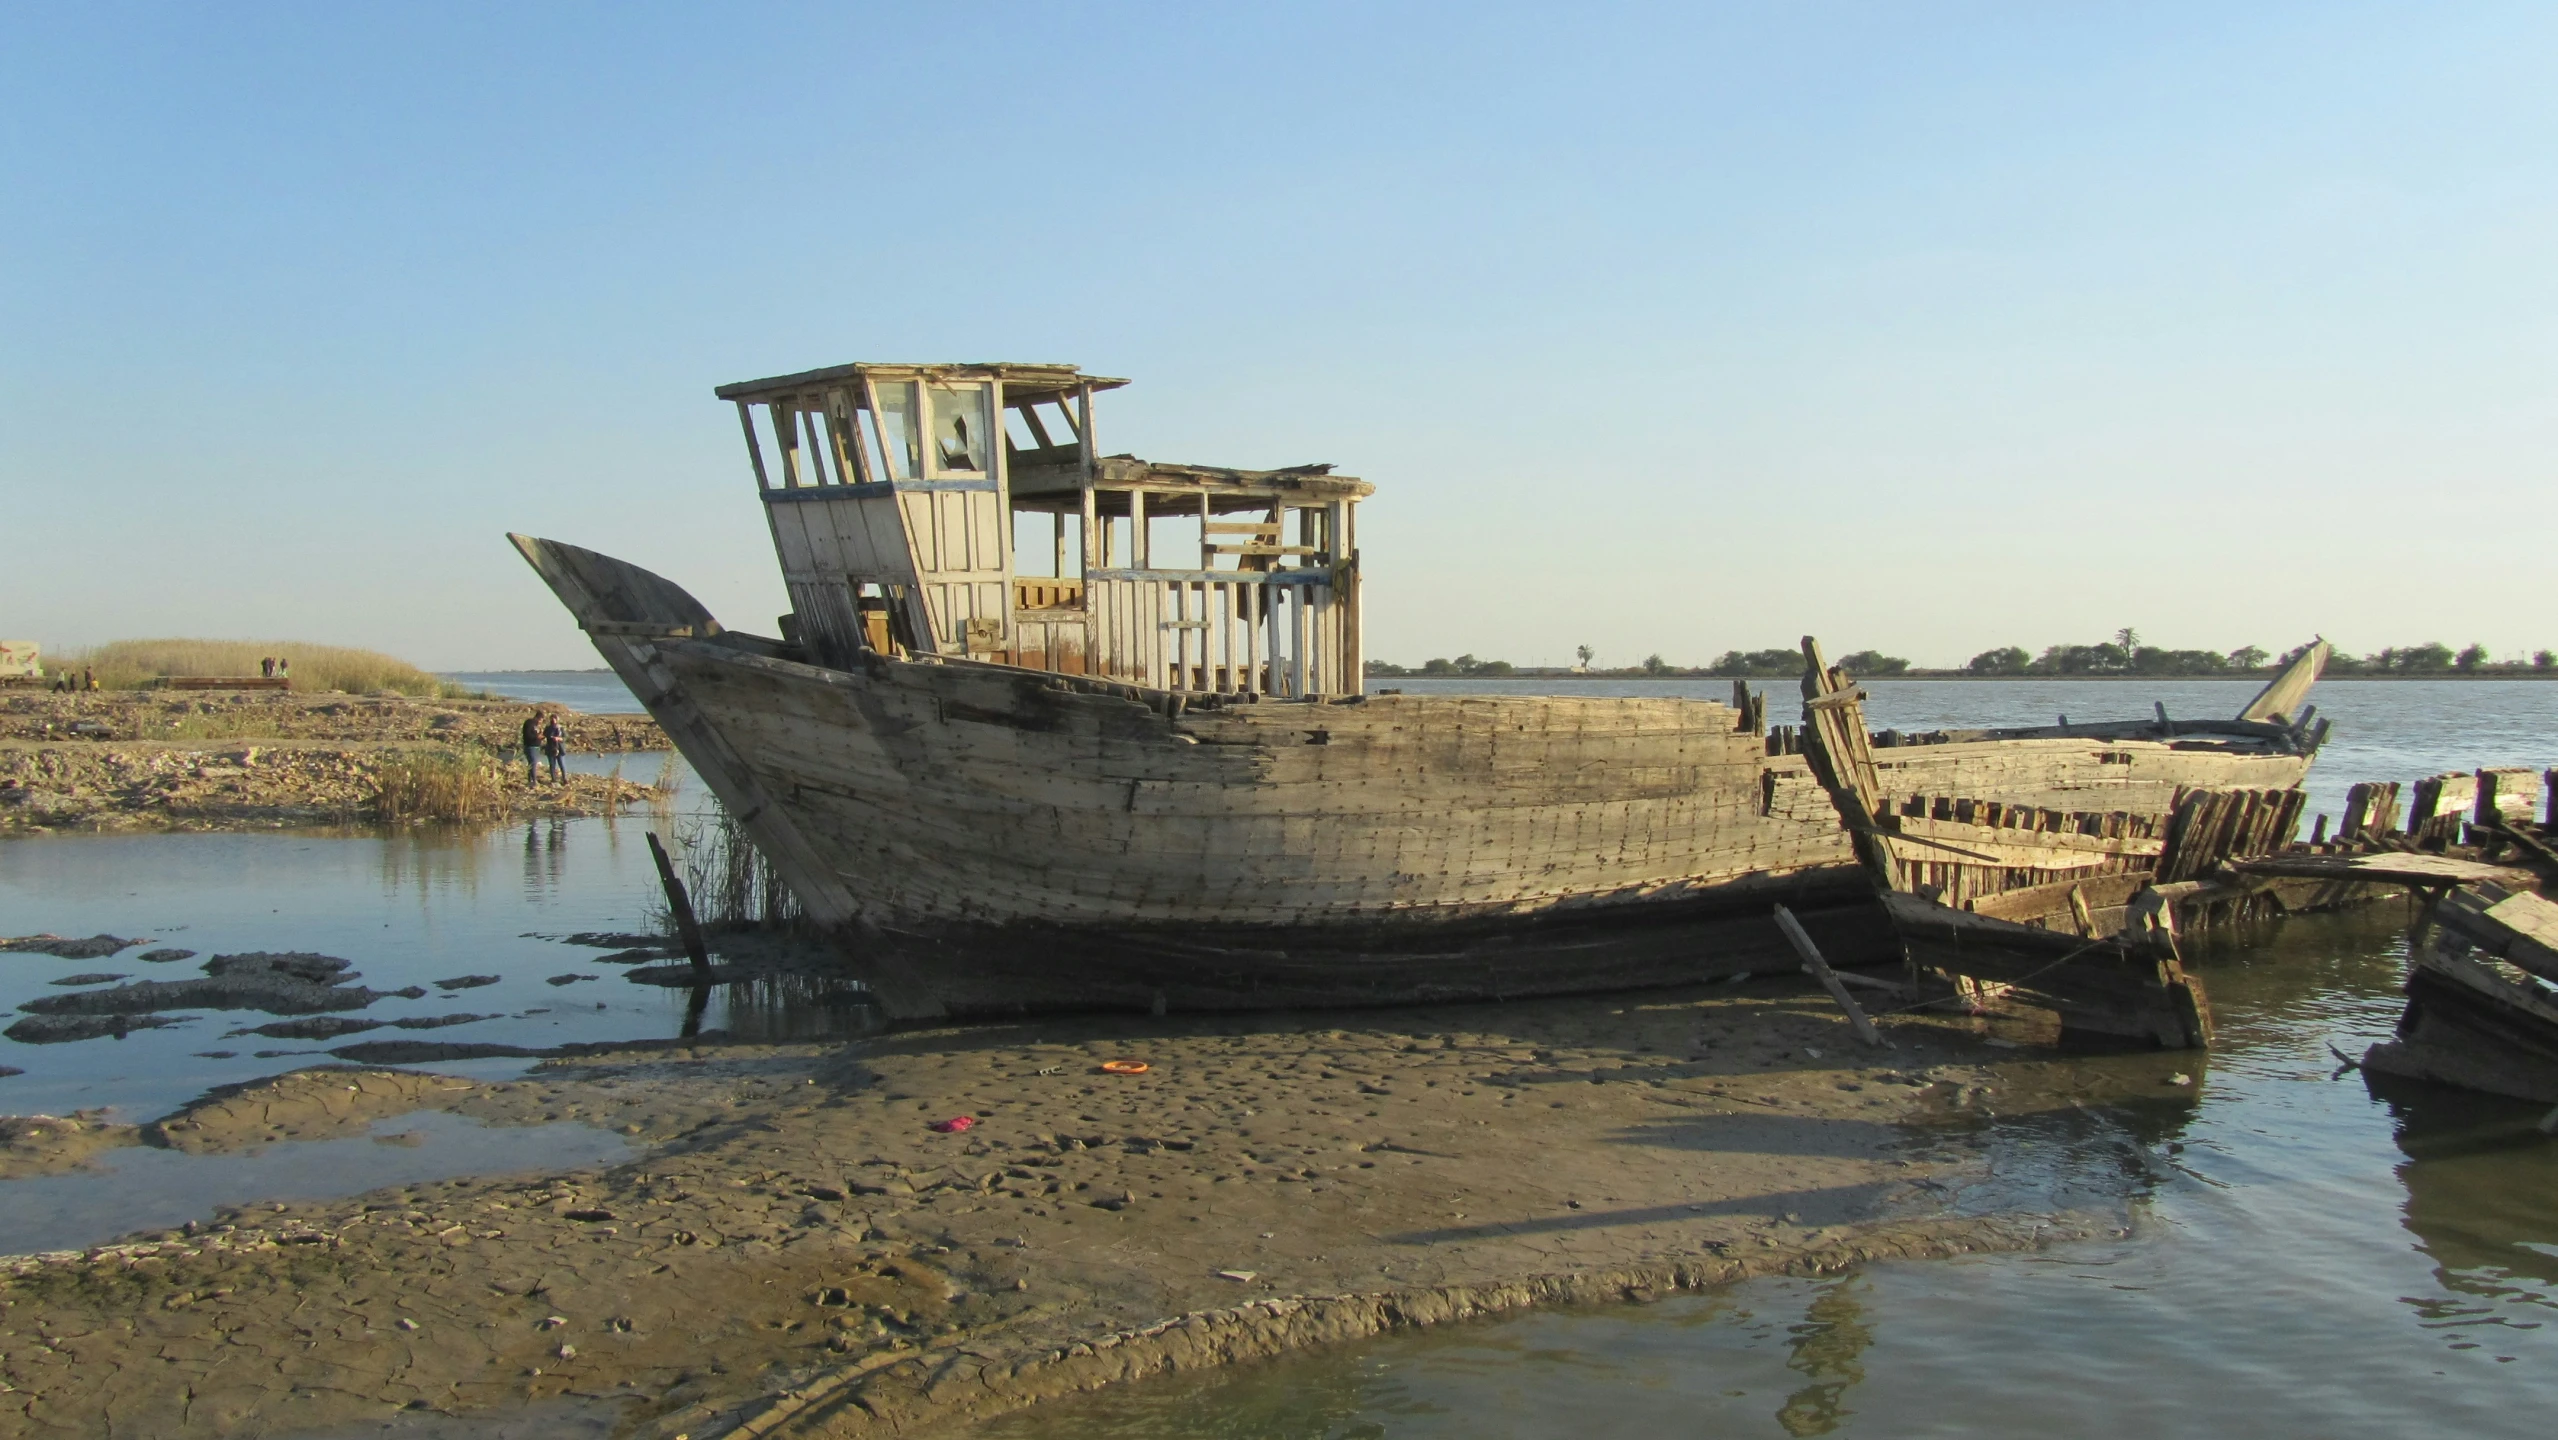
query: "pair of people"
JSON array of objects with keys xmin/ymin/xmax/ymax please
[
  {"xmin": 519, "ymin": 709, "xmax": 567, "ymax": 782},
  {"xmin": 257, "ymin": 656, "xmax": 291, "ymax": 680}
]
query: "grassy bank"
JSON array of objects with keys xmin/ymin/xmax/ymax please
[{"xmin": 46, "ymin": 639, "xmax": 471, "ymax": 698}]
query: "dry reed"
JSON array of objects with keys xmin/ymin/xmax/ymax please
[
  {"xmin": 373, "ymin": 751, "xmax": 506, "ymax": 823},
  {"xmin": 53, "ymin": 638, "xmax": 466, "ymax": 697},
  {"xmin": 663, "ymin": 803, "xmax": 802, "ymax": 931}
]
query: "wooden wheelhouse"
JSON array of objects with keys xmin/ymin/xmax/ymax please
[{"xmin": 715, "ymin": 362, "xmax": 1370, "ymax": 698}]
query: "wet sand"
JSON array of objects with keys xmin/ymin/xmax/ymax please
[{"xmin": 0, "ymin": 983, "xmax": 2140, "ymax": 1439}]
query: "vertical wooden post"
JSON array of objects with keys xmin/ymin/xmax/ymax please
[
  {"xmin": 736, "ymin": 401, "xmax": 771, "ymax": 490},
  {"xmin": 647, "ymin": 831, "xmax": 713, "ymax": 982}
]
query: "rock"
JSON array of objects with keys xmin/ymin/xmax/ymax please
[
  {"xmin": 545, "ymin": 973, "xmax": 598, "ymax": 987},
  {"xmin": 389, "ymin": 1013, "xmax": 495, "ymax": 1030},
  {"xmin": 17, "ymin": 957, "xmax": 388, "ymax": 1018},
  {"xmin": 138, "ymin": 949, "xmax": 196, "ymax": 963},
  {"xmin": 4, "ymin": 1012, "xmax": 196, "ymax": 1044},
  {"xmin": 225, "ymin": 1016, "xmax": 386, "ymax": 1041},
  {"xmin": 433, "ymin": 974, "xmax": 501, "ymax": 991},
  {"xmin": 203, "ymin": 951, "xmax": 353, "ymax": 983},
  {"xmin": 0, "ymin": 1066, "xmax": 22, "ymax": 1078},
  {"xmin": 48, "ymin": 973, "xmax": 126, "ymax": 986},
  {"xmin": 0, "ymin": 934, "xmax": 144, "ymax": 959}
]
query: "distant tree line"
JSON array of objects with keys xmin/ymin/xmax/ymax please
[
  {"xmin": 1366, "ymin": 654, "xmax": 1516, "ymax": 678},
  {"xmin": 1963, "ymin": 633, "xmax": 2557, "ymax": 677},
  {"xmin": 1367, "ymin": 632, "xmax": 2558, "ymax": 680}
]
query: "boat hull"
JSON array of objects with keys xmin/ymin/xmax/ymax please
[{"xmin": 512, "ymin": 536, "xmax": 2318, "ymax": 1019}]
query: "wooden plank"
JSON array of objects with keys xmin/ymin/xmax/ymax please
[
  {"xmin": 2228, "ymin": 853, "xmax": 2537, "ymax": 889},
  {"xmin": 645, "ymin": 831, "xmax": 714, "ymax": 982},
  {"xmin": 1773, "ymin": 903, "xmax": 1886, "ymax": 1047},
  {"xmin": 1895, "ymin": 814, "xmax": 2164, "ymax": 859},
  {"xmin": 2436, "ymin": 887, "xmax": 2558, "ymax": 985},
  {"xmin": 2477, "ymin": 767, "xmax": 2541, "ymax": 826},
  {"xmin": 736, "ymin": 400, "xmax": 770, "ymax": 489}
]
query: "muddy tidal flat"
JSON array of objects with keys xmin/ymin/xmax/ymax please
[{"xmin": 0, "ymin": 987, "xmax": 2097, "ymax": 1439}]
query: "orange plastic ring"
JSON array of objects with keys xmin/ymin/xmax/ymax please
[{"xmin": 1099, "ymin": 1060, "xmax": 1151, "ymax": 1075}]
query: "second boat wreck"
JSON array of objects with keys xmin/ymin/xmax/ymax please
[{"xmin": 515, "ymin": 360, "xmax": 2327, "ymax": 1019}]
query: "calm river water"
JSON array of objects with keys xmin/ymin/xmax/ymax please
[{"xmin": 3, "ymin": 673, "xmax": 2555, "ymax": 1436}]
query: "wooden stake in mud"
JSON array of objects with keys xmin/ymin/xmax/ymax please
[
  {"xmin": 1773, "ymin": 904, "xmax": 1887, "ymax": 1048},
  {"xmin": 647, "ymin": 830, "xmax": 714, "ymax": 982}
]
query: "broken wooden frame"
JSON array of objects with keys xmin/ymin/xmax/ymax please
[
  {"xmin": 1788, "ymin": 635, "xmax": 2332, "ymax": 1049},
  {"xmin": 714, "ymin": 362, "xmax": 1372, "ymax": 698}
]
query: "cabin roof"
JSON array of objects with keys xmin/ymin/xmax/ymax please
[{"xmin": 714, "ymin": 362, "xmax": 1131, "ymax": 406}]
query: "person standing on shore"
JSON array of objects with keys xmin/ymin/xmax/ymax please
[
  {"xmin": 276, "ymin": 657, "xmax": 289, "ymax": 684},
  {"xmin": 259, "ymin": 657, "xmax": 273, "ymax": 680},
  {"xmin": 543, "ymin": 714, "xmax": 567, "ymax": 782},
  {"xmin": 520, "ymin": 710, "xmax": 544, "ymax": 782}
]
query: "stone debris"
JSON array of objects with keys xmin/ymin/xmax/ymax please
[
  {"xmin": 0, "ymin": 934, "xmax": 144, "ymax": 959},
  {"xmin": 0, "ymin": 692, "xmax": 670, "ymax": 835},
  {"xmin": 18, "ymin": 953, "xmax": 389, "ymax": 1019},
  {"xmin": 4, "ymin": 1012, "xmax": 197, "ymax": 1045}
]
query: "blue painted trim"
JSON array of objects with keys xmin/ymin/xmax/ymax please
[{"xmin": 761, "ymin": 479, "xmax": 999, "ymax": 502}]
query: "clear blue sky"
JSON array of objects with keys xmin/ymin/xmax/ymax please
[{"xmin": 5, "ymin": 3, "xmax": 2553, "ymax": 670}]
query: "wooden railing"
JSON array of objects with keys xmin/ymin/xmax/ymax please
[{"xmin": 1012, "ymin": 578, "xmax": 1084, "ymax": 611}]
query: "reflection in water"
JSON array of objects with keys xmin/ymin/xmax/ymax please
[
  {"xmin": 521, "ymin": 819, "xmax": 569, "ymax": 895},
  {"xmin": 374, "ymin": 824, "xmax": 494, "ymax": 908},
  {"xmin": 2380, "ymin": 1078, "xmax": 2558, "ymax": 1354},
  {"xmin": 716, "ymin": 973, "xmax": 884, "ymax": 1044},
  {"xmin": 1775, "ymin": 1280, "xmax": 1871, "ymax": 1436}
]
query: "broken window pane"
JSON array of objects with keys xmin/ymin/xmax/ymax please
[{"xmin": 927, "ymin": 383, "xmax": 990, "ymax": 474}]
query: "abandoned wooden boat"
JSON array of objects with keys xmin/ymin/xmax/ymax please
[
  {"xmin": 2359, "ymin": 862, "xmax": 2558, "ymax": 1104},
  {"xmin": 1794, "ymin": 638, "xmax": 2332, "ymax": 1048},
  {"xmin": 513, "ymin": 360, "xmax": 2329, "ymax": 1020}
]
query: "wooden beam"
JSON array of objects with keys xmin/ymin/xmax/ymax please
[{"xmin": 1774, "ymin": 904, "xmax": 1887, "ymax": 1048}]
